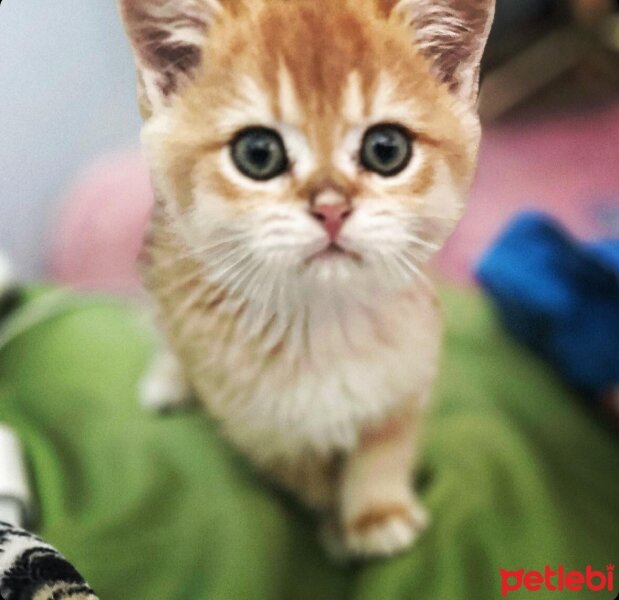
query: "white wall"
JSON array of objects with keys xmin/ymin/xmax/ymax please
[{"xmin": 0, "ymin": 0, "xmax": 141, "ymax": 278}]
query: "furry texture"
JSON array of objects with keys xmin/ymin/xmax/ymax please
[{"xmin": 120, "ymin": 0, "xmax": 494, "ymax": 558}]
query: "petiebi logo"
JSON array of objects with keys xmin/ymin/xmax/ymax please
[{"xmin": 500, "ymin": 565, "xmax": 615, "ymax": 597}]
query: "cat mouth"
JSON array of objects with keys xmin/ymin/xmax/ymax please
[{"xmin": 305, "ymin": 243, "xmax": 362, "ymax": 265}]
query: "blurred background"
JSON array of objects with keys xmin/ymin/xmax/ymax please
[
  {"xmin": 0, "ymin": 0, "xmax": 618, "ymax": 284},
  {"xmin": 0, "ymin": 3, "xmax": 617, "ymax": 597},
  {"xmin": 0, "ymin": 1, "xmax": 140, "ymax": 280}
]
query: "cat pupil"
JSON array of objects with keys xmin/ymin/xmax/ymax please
[
  {"xmin": 249, "ymin": 146, "xmax": 271, "ymax": 168},
  {"xmin": 374, "ymin": 140, "xmax": 398, "ymax": 165}
]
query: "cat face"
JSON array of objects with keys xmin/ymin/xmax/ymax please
[{"xmin": 121, "ymin": 0, "xmax": 494, "ymax": 297}]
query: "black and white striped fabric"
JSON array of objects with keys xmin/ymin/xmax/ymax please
[{"xmin": 0, "ymin": 522, "xmax": 99, "ymax": 600}]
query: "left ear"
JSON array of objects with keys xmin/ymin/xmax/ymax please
[
  {"xmin": 118, "ymin": 0, "xmax": 224, "ymax": 115},
  {"xmin": 394, "ymin": 0, "xmax": 495, "ymax": 104}
]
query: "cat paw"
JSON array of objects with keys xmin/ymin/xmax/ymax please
[
  {"xmin": 343, "ymin": 501, "xmax": 429, "ymax": 559},
  {"xmin": 139, "ymin": 352, "xmax": 193, "ymax": 413}
]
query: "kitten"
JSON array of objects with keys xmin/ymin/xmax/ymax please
[{"xmin": 119, "ymin": 0, "xmax": 494, "ymax": 558}]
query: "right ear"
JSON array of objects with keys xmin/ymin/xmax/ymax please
[
  {"xmin": 118, "ymin": 0, "xmax": 223, "ymax": 115},
  {"xmin": 383, "ymin": 0, "xmax": 495, "ymax": 105}
]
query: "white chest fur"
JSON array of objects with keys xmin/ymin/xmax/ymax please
[{"xmin": 177, "ymin": 283, "xmax": 441, "ymax": 462}]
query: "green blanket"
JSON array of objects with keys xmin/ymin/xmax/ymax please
[{"xmin": 0, "ymin": 288, "xmax": 616, "ymax": 600}]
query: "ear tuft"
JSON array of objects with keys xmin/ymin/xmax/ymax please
[
  {"xmin": 395, "ymin": 0, "xmax": 495, "ymax": 103},
  {"xmin": 119, "ymin": 0, "xmax": 223, "ymax": 112}
]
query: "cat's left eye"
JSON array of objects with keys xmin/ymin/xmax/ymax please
[
  {"xmin": 231, "ymin": 127, "xmax": 289, "ymax": 181},
  {"xmin": 360, "ymin": 124, "xmax": 413, "ymax": 177}
]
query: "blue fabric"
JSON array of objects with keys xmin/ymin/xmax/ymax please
[{"xmin": 476, "ymin": 212, "xmax": 619, "ymax": 394}]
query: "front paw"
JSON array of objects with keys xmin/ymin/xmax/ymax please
[
  {"xmin": 139, "ymin": 352, "xmax": 193, "ymax": 413},
  {"xmin": 343, "ymin": 500, "xmax": 429, "ymax": 559},
  {"xmin": 139, "ymin": 371, "xmax": 192, "ymax": 412}
]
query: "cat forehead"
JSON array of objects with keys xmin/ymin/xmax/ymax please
[
  {"xmin": 209, "ymin": 69, "xmax": 420, "ymax": 134},
  {"xmin": 254, "ymin": 2, "xmax": 383, "ymax": 101},
  {"xmin": 188, "ymin": 1, "xmax": 437, "ymax": 130}
]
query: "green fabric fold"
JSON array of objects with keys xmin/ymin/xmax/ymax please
[{"xmin": 0, "ymin": 288, "xmax": 616, "ymax": 600}]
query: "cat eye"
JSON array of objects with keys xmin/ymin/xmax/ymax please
[
  {"xmin": 360, "ymin": 124, "xmax": 413, "ymax": 177},
  {"xmin": 230, "ymin": 127, "xmax": 289, "ymax": 181}
]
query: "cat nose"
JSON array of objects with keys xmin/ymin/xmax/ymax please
[
  {"xmin": 310, "ymin": 189, "xmax": 352, "ymax": 242},
  {"xmin": 310, "ymin": 202, "xmax": 353, "ymax": 241}
]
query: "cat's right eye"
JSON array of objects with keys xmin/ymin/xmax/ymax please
[
  {"xmin": 360, "ymin": 124, "xmax": 413, "ymax": 177},
  {"xmin": 230, "ymin": 127, "xmax": 289, "ymax": 181}
]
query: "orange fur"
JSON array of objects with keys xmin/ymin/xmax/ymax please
[
  {"xmin": 120, "ymin": 0, "xmax": 495, "ymax": 559},
  {"xmin": 349, "ymin": 503, "xmax": 415, "ymax": 533}
]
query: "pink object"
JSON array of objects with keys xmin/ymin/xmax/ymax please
[
  {"xmin": 435, "ymin": 102, "xmax": 619, "ymax": 282},
  {"xmin": 50, "ymin": 150, "xmax": 152, "ymax": 292},
  {"xmin": 50, "ymin": 102, "xmax": 619, "ymax": 291}
]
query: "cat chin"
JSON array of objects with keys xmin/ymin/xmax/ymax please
[
  {"xmin": 284, "ymin": 259, "xmax": 417, "ymax": 306},
  {"xmin": 303, "ymin": 243, "xmax": 363, "ymax": 267}
]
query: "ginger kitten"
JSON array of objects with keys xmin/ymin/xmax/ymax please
[{"xmin": 119, "ymin": 0, "xmax": 495, "ymax": 558}]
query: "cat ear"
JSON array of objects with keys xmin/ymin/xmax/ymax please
[
  {"xmin": 394, "ymin": 0, "xmax": 495, "ymax": 104},
  {"xmin": 118, "ymin": 0, "xmax": 223, "ymax": 114}
]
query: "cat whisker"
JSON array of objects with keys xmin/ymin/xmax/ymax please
[
  {"xmin": 404, "ymin": 235, "xmax": 441, "ymax": 251},
  {"xmin": 416, "ymin": 214, "xmax": 460, "ymax": 222},
  {"xmin": 171, "ymin": 279, "xmax": 213, "ymax": 321},
  {"xmin": 400, "ymin": 251, "xmax": 433, "ymax": 291},
  {"xmin": 223, "ymin": 257, "xmax": 265, "ymax": 298},
  {"xmin": 209, "ymin": 249, "xmax": 255, "ymax": 280},
  {"xmin": 183, "ymin": 231, "xmax": 251, "ymax": 252},
  {"xmin": 150, "ymin": 236, "xmax": 245, "ymax": 269},
  {"xmin": 155, "ymin": 264, "xmax": 208, "ymax": 298}
]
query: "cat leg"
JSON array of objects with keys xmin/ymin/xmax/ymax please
[
  {"xmin": 139, "ymin": 348, "xmax": 194, "ymax": 412},
  {"xmin": 338, "ymin": 408, "xmax": 429, "ymax": 558},
  {"xmin": 266, "ymin": 453, "xmax": 339, "ymax": 512}
]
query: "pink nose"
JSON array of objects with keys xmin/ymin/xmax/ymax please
[{"xmin": 310, "ymin": 203, "xmax": 352, "ymax": 241}]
